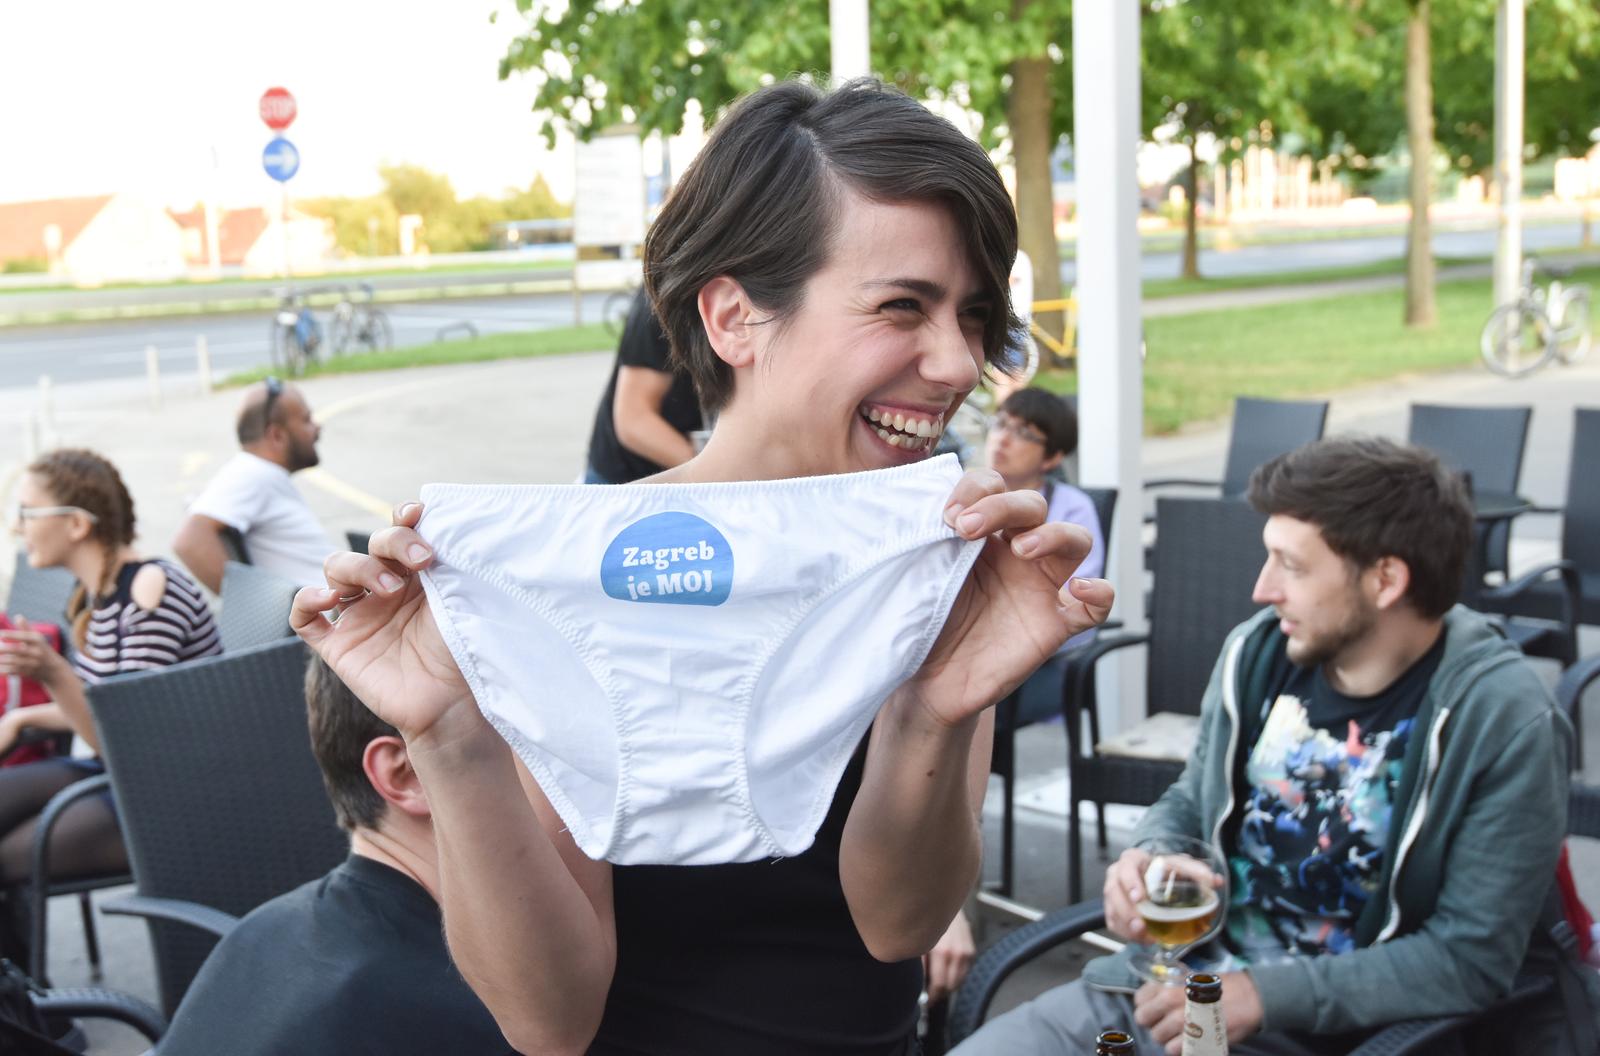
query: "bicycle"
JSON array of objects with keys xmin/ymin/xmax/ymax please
[
  {"xmin": 329, "ymin": 283, "xmax": 393, "ymax": 357},
  {"xmin": 1480, "ymin": 258, "xmax": 1592, "ymax": 378},
  {"xmin": 269, "ymin": 289, "xmax": 322, "ymax": 378},
  {"xmin": 601, "ymin": 284, "xmax": 639, "ymax": 338}
]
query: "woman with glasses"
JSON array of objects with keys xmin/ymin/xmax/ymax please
[{"xmin": 0, "ymin": 448, "xmax": 219, "ymax": 970}]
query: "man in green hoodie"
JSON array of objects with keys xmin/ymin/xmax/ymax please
[{"xmin": 953, "ymin": 436, "xmax": 1579, "ymax": 1055}]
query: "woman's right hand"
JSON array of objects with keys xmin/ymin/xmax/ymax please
[{"xmin": 291, "ymin": 501, "xmax": 473, "ymax": 744}]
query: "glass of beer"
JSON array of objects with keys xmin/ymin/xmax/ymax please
[{"xmin": 1128, "ymin": 834, "xmax": 1227, "ymax": 985}]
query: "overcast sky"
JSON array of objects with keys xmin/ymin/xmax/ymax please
[{"xmin": 0, "ymin": 0, "xmax": 578, "ymax": 209}]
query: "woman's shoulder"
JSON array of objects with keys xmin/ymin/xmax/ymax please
[{"xmin": 127, "ymin": 558, "xmax": 208, "ymax": 612}]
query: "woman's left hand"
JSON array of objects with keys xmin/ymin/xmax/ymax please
[
  {"xmin": 906, "ymin": 470, "xmax": 1114, "ymax": 728},
  {"xmin": 0, "ymin": 618, "xmax": 64, "ymax": 685}
]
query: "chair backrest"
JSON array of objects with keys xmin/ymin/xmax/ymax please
[
  {"xmin": 1407, "ymin": 403, "xmax": 1532, "ymax": 496},
  {"xmin": 345, "ymin": 530, "xmax": 371, "ymax": 555},
  {"xmin": 1562, "ymin": 408, "xmax": 1600, "ymax": 576},
  {"xmin": 89, "ymin": 637, "xmax": 347, "ymax": 1014},
  {"xmin": 217, "ymin": 525, "xmax": 251, "ymax": 565},
  {"xmin": 1219, "ymin": 397, "xmax": 1329, "ymax": 497},
  {"xmin": 4, "ymin": 552, "xmax": 76, "ymax": 626},
  {"xmin": 1146, "ymin": 497, "xmax": 1269, "ymax": 716},
  {"xmin": 1082, "ymin": 487, "xmax": 1118, "ymax": 563},
  {"xmin": 217, "ymin": 561, "xmax": 298, "ymax": 653}
]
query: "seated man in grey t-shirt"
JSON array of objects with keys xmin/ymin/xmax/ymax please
[{"xmin": 173, "ymin": 378, "xmax": 336, "ymax": 591}]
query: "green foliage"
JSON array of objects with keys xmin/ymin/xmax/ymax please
[
  {"xmin": 2, "ymin": 258, "xmax": 48, "ymax": 274},
  {"xmin": 301, "ymin": 171, "xmax": 572, "ymax": 257}
]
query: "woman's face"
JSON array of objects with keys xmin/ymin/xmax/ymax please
[
  {"xmin": 723, "ymin": 193, "xmax": 990, "ymax": 477},
  {"xmin": 12, "ymin": 473, "xmax": 85, "ymax": 569}
]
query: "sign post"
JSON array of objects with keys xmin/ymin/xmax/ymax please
[
  {"xmin": 573, "ymin": 129, "xmax": 648, "ymax": 325},
  {"xmin": 259, "ymin": 87, "xmax": 299, "ymax": 281}
]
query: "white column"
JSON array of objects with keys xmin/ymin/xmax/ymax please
[
  {"xmin": 1493, "ymin": 0, "xmax": 1525, "ymax": 309},
  {"xmin": 830, "ymin": 0, "xmax": 870, "ymax": 81},
  {"xmin": 1073, "ymin": 0, "xmax": 1145, "ymax": 733}
]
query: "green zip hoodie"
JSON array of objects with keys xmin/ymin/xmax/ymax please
[{"xmin": 1081, "ymin": 605, "xmax": 1573, "ymax": 1035}]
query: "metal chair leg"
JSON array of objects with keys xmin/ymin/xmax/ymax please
[{"xmin": 78, "ymin": 893, "xmax": 101, "ymax": 980}]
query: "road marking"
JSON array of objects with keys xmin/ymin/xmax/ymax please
[{"xmin": 299, "ymin": 467, "xmax": 392, "ymax": 519}]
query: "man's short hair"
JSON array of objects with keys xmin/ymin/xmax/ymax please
[
  {"xmin": 644, "ymin": 77, "xmax": 1022, "ymax": 414},
  {"xmin": 236, "ymin": 380, "xmax": 287, "ymax": 446},
  {"xmin": 998, "ymin": 388, "xmax": 1078, "ymax": 458},
  {"xmin": 1246, "ymin": 436, "xmax": 1473, "ymax": 619},
  {"xmin": 305, "ymin": 654, "xmax": 399, "ymax": 833}
]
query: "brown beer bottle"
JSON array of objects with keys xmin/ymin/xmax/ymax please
[
  {"xmin": 1182, "ymin": 972, "xmax": 1228, "ymax": 1055},
  {"xmin": 1095, "ymin": 1030, "xmax": 1135, "ymax": 1053}
]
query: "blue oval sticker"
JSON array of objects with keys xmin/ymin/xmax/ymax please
[{"xmin": 600, "ymin": 511, "xmax": 733, "ymax": 606}]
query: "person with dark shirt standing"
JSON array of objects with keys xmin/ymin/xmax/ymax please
[
  {"xmin": 586, "ymin": 287, "xmax": 704, "ymax": 484},
  {"xmin": 156, "ymin": 657, "xmax": 514, "ymax": 1056}
]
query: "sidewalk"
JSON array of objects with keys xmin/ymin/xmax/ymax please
[{"xmin": 9, "ymin": 348, "xmax": 1600, "ymax": 1053}]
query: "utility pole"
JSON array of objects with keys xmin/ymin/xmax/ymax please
[{"xmin": 1493, "ymin": 0, "xmax": 1525, "ymax": 310}]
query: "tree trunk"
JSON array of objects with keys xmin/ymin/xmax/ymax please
[
  {"xmin": 1007, "ymin": 21, "xmax": 1065, "ymax": 367},
  {"xmin": 1404, "ymin": 0, "xmax": 1437, "ymax": 327},
  {"xmin": 1182, "ymin": 135, "xmax": 1201, "ymax": 280}
]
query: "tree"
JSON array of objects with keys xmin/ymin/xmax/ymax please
[
  {"xmin": 497, "ymin": 0, "xmax": 1072, "ymax": 355},
  {"xmin": 1404, "ymin": 0, "xmax": 1437, "ymax": 327}
]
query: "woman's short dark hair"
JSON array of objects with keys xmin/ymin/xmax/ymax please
[
  {"xmin": 998, "ymin": 388, "xmax": 1078, "ymax": 458},
  {"xmin": 1246, "ymin": 436, "xmax": 1473, "ymax": 619},
  {"xmin": 305, "ymin": 655, "xmax": 399, "ymax": 833},
  {"xmin": 644, "ymin": 77, "xmax": 1022, "ymax": 413}
]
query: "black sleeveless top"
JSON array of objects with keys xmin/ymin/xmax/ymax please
[{"xmin": 589, "ymin": 737, "xmax": 923, "ymax": 1055}]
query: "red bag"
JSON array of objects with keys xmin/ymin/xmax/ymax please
[
  {"xmin": 0, "ymin": 615, "xmax": 65, "ymax": 767},
  {"xmin": 1555, "ymin": 845, "xmax": 1596, "ymax": 963}
]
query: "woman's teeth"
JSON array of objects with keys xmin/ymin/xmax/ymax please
[{"xmin": 862, "ymin": 406, "xmax": 943, "ymax": 451}]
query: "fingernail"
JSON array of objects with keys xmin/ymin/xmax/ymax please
[
  {"xmin": 1012, "ymin": 535, "xmax": 1038, "ymax": 557},
  {"xmin": 957, "ymin": 511, "xmax": 983, "ymax": 534},
  {"xmin": 407, "ymin": 544, "xmax": 431, "ymax": 563},
  {"xmin": 1071, "ymin": 577, "xmax": 1089, "ymax": 590},
  {"xmin": 321, "ymin": 588, "xmax": 339, "ymax": 601},
  {"xmin": 399, "ymin": 502, "xmax": 421, "ymax": 518},
  {"xmin": 943, "ymin": 502, "xmax": 964, "ymax": 527},
  {"xmin": 378, "ymin": 573, "xmax": 403, "ymax": 593}
]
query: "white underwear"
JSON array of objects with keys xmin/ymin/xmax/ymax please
[{"xmin": 416, "ymin": 455, "xmax": 984, "ymax": 866}]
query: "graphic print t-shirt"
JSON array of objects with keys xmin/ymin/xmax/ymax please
[{"xmin": 1225, "ymin": 633, "xmax": 1444, "ymax": 964}]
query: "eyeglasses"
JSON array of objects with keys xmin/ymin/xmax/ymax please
[
  {"xmin": 262, "ymin": 375, "xmax": 284, "ymax": 427},
  {"xmin": 987, "ymin": 414, "xmax": 1048, "ymax": 446},
  {"xmin": 12, "ymin": 504, "xmax": 99, "ymax": 524}
]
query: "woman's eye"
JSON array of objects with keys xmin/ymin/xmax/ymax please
[{"xmin": 883, "ymin": 298, "xmax": 922, "ymax": 313}]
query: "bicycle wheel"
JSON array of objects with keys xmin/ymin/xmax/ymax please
[
  {"xmin": 268, "ymin": 318, "xmax": 291, "ymax": 373},
  {"xmin": 601, "ymin": 288, "xmax": 634, "ymax": 338},
  {"xmin": 358, "ymin": 309, "xmax": 393, "ymax": 353},
  {"xmin": 1549, "ymin": 286, "xmax": 1591, "ymax": 364},
  {"xmin": 329, "ymin": 304, "xmax": 355, "ymax": 357},
  {"xmin": 1480, "ymin": 302, "xmax": 1556, "ymax": 378}
]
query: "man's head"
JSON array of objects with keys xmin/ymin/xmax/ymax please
[
  {"xmin": 237, "ymin": 377, "xmax": 321, "ymax": 472},
  {"xmin": 305, "ymin": 655, "xmax": 429, "ymax": 838},
  {"xmin": 986, "ymin": 388, "xmax": 1077, "ymax": 488},
  {"xmin": 1247, "ymin": 436, "xmax": 1472, "ymax": 667}
]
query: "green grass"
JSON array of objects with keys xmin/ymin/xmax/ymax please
[
  {"xmin": 224, "ymin": 323, "xmax": 613, "ymax": 386},
  {"xmin": 1035, "ymin": 264, "xmax": 1600, "ymax": 435},
  {"xmin": 1140, "ymin": 255, "xmax": 1485, "ymax": 299}
]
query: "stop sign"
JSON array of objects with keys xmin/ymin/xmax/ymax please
[{"xmin": 259, "ymin": 87, "xmax": 297, "ymax": 131}]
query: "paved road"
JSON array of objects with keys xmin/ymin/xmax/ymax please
[{"xmin": 0, "ymin": 291, "xmax": 618, "ymax": 390}]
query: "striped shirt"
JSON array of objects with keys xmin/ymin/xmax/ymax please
[{"xmin": 72, "ymin": 558, "xmax": 221, "ymax": 685}]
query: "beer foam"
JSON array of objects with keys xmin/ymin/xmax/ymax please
[{"xmin": 1136, "ymin": 890, "xmax": 1220, "ymax": 922}]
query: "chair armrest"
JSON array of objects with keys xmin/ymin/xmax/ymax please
[
  {"xmin": 1556, "ymin": 655, "xmax": 1600, "ymax": 735},
  {"xmin": 1144, "ymin": 478, "xmax": 1222, "ymax": 491},
  {"xmin": 946, "ymin": 899, "xmax": 1111, "ymax": 1045},
  {"xmin": 100, "ymin": 894, "xmax": 240, "ymax": 939},
  {"xmin": 33, "ymin": 986, "xmax": 167, "ymax": 1043},
  {"xmin": 1478, "ymin": 559, "xmax": 1579, "ymax": 607},
  {"xmin": 1345, "ymin": 974, "xmax": 1556, "ymax": 1055},
  {"xmin": 29, "ymin": 772, "xmax": 115, "ymax": 979},
  {"xmin": 1569, "ymin": 781, "xmax": 1600, "ymax": 842}
]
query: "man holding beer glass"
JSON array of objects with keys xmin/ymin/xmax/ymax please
[{"xmin": 955, "ymin": 438, "xmax": 1585, "ymax": 1055}]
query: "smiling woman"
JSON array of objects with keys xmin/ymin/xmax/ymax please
[{"xmin": 288, "ymin": 77, "xmax": 1113, "ymax": 1056}]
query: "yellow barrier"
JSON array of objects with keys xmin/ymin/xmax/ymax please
[{"xmin": 1027, "ymin": 295, "xmax": 1078, "ymax": 364}]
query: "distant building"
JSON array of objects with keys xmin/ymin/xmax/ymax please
[
  {"xmin": 0, "ymin": 193, "xmax": 187, "ymax": 282},
  {"xmin": 168, "ymin": 204, "xmax": 334, "ymax": 276}
]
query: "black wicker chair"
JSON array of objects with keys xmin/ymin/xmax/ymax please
[
  {"xmin": 345, "ymin": 530, "xmax": 372, "ymax": 555},
  {"xmin": 216, "ymin": 561, "xmax": 298, "ymax": 654},
  {"xmin": 1557, "ymin": 654, "xmax": 1600, "ymax": 774},
  {"xmin": 947, "ymin": 781, "xmax": 1600, "ymax": 1053},
  {"xmin": 1060, "ymin": 497, "xmax": 1268, "ymax": 902},
  {"xmin": 990, "ymin": 487, "xmax": 1117, "ymax": 898},
  {"xmin": 85, "ymin": 638, "xmax": 348, "ymax": 1016},
  {"xmin": 1407, "ymin": 403, "xmax": 1532, "ymax": 580},
  {"xmin": 1145, "ymin": 397, "xmax": 1329, "ymax": 501},
  {"xmin": 216, "ymin": 525, "xmax": 251, "ymax": 566},
  {"xmin": 4, "ymin": 553, "xmax": 76, "ymax": 626}
]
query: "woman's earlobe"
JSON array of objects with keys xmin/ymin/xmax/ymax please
[{"xmin": 698, "ymin": 277, "xmax": 757, "ymax": 369}]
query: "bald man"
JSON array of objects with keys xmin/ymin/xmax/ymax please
[{"xmin": 174, "ymin": 378, "xmax": 336, "ymax": 592}]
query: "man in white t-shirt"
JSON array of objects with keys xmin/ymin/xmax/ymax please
[{"xmin": 173, "ymin": 377, "xmax": 336, "ymax": 591}]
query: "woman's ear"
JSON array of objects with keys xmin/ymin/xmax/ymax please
[{"xmin": 698, "ymin": 276, "xmax": 759, "ymax": 370}]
